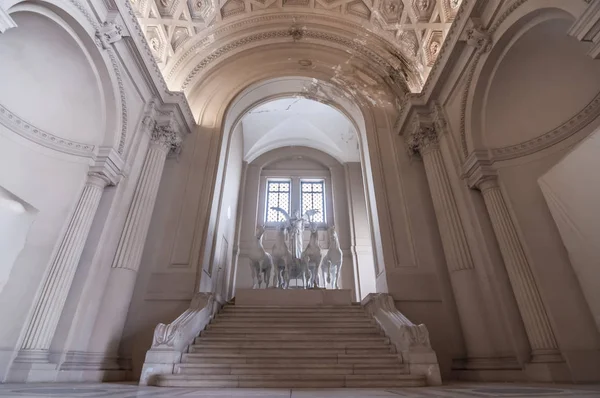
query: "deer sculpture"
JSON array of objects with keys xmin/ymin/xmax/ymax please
[
  {"xmin": 320, "ymin": 226, "xmax": 343, "ymax": 289},
  {"xmin": 248, "ymin": 225, "xmax": 273, "ymax": 289},
  {"xmin": 301, "ymin": 223, "xmax": 322, "ymax": 288}
]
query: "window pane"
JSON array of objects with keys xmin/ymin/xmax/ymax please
[
  {"xmin": 301, "ymin": 180, "xmax": 324, "ymax": 223},
  {"xmin": 266, "ymin": 180, "xmax": 291, "ymax": 222}
]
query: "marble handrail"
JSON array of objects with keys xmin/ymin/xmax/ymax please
[
  {"xmin": 362, "ymin": 293, "xmax": 442, "ymax": 385},
  {"xmin": 140, "ymin": 292, "xmax": 217, "ymax": 385},
  {"xmin": 151, "ymin": 292, "xmax": 215, "ymax": 351}
]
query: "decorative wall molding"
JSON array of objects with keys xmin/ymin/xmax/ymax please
[
  {"xmin": 490, "ymin": 92, "xmax": 600, "ymax": 161},
  {"xmin": 0, "ymin": 5, "xmax": 17, "ymax": 33},
  {"xmin": 0, "ymin": 104, "xmax": 95, "ymax": 156},
  {"xmin": 62, "ymin": 0, "xmax": 130, "ymax": 154}
]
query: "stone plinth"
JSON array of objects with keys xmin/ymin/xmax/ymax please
[{"xmin": 235, "ymin": 288, "xmax": 353, "ymax": 306}]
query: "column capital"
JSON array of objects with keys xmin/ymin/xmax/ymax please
[
  {"xmin": 151, "ymin": 125, "xmax": 182, "ymax": 155},
  {"xmin": 405, "ymin": 122, "xmax": 439, "ymax": 156},
  {"xmin": 87, "ymin": 172, "xmax": 112, "ymax": 188},
  {"xmin": 0, "ymin": 6, "xmax": 17, "ymax": 34},
  {"xmin": 89, "ymin": 147, "xmax": 124, "ymax": 185},
  {"xmin": 462, "ymin": 150, "xmax": 498, "ymax": 190}
]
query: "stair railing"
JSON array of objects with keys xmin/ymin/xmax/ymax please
[
  {"xmin": 139, "ymin": 292, "xmax": 220, "ymax": 385},
  {"xmin": 363, "ymin": 293, "xmax": 442, "ymax": 385}
]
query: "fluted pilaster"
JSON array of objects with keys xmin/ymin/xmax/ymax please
[
  {"xmin": 112, "ymin": 126, "xmax": 181, "ymax": 272},
  {"xmin": 407, "ymin": 127, "xmax": 474, "ymax": 272},
  {"xmin": 477, "ymin": 178, "xmax": 560, "ymax": 359},
  {"xmin": 18, "ymin": 173, "xmax": 111, "ymax": 359}
]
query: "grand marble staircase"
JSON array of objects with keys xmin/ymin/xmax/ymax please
[{"xmin": 154, "ymin": 303, "xmax": 427, "ymax": 388}]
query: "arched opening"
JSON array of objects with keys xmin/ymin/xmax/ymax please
[{"xmin": 203, "ymin": 77, "xmax": 387, "ymax": 302}]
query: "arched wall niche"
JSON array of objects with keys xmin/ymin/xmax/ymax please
[
  {"xmin": 233, "ymin": 146, "xmax": 363, "ymax": 295},
  {"xmin": 179, "ymin": 43, "xmax": 403, "ymax": 295},
  {"xmin": 460, "ymin": 0, "xmax": 600, "ymax": 379},
  {"xmin": 1, "ymin": 0, "xmax": 122, "ymax": 150},
  {"xmin": 465, "ymin": 0, "xmax": 589, "ymax": 154},
  {"xmin": 0, "ymin": 0, "xmax": 128, "ymax": 380}
]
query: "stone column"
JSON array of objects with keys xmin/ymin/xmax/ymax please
[
  {"xmin": 90, "ymin": 125, "xmax": 181, "ymax": 360},
  {"xmin": 464, "ymin": 155, "xmax": 562, "ymax": 363},
  {"xmin": 406, "ymin": 123, "xmax": 496, "ymax": 359},
  {"xmin": 15, "ymin": 158, "xmax": 121, "ymax": 366}
]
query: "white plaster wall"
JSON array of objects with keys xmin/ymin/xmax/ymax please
[
  {"xmin": 0, "ymin": 187, "xmax": 36, "ymax": 295},
  {"xmin": 0, "ymin": 127, "xmax": 89, "ymax": 379},
  {"xmin": 539, "ymin": 126, "xmax": 600, "ymax": 333},
  {"xmin": 212, "ymin": 125, "xmax": 244, "ymax": 298}
]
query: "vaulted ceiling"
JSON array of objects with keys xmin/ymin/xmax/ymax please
[
  {"xmin": 240, "ymin": 97, "xmax": 359, "ymax": 162},
  {"xmin": 130, "ymin": 0, "xmax": 463, "ymax": 89}
]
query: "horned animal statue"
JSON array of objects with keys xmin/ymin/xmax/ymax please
[
  {"xmin": 272, "ymin": 225, "xmax": 292, "ymax": 288},
  {"xmin": 302, "ymin": 223, "xmax": 322, "ymax": 289},
  {"xmin": 321, "ymin": 226, "xmax": 343, "ymax": 289},
  {"xmin": 270, "ymin": 207, "xmax": 319, "ymax": 289},
  {"xmin": 248, "ymin": 225, "xmax": 273, "ymax": 289}
]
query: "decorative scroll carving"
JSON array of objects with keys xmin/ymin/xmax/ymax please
[
  {"xmin": 363, "ymin": 293, "xmax": 441, "ymax": 385},
  {"xmin": 151, "ymin": 293, "xmax": 215, "ymax": 350},
  {"xmin": 0, "ymin": 104, "xmax": 95, "ymax": 156},
  {"xmin": 96, "ymin": 22, "xmax": 125, "ymax": 49},
  {"xmin": 151, "ymin": 125, "xmax": 183, "ymax": 154},
  {"xmin": 364, "ymin": 293, "xmax": 432, "ymax": 351},
  {"xmin": 406, "ymin": 124, "xmax": 439, "ymax": 156}
]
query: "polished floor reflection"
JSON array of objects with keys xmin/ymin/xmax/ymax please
[{"xmin": 0, "ymin": 383, "xmax": 599, "ymax": 398}]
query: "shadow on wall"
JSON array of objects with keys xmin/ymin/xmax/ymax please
[{"xmin": 0, "ymin": 186, "xmax": 36, "ymax": 295}]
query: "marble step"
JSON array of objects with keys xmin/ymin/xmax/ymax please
[
  {"xmin": 200, "ymin": 330, "xmax": 383, "ymax": 339},
  {"xmin": 195, "ymin": 335, "xmax": 390, "ymax": 344},
  {"xmin": 210, "ymin": 320, "xmax": 375, "ymax": 328},
  {"xmin": 212, "ymin": 316, "xmax": 374, "ymax": 325},
  {"xmin": 154, "ymin": 373, "xmax": 426, "ymax": 388},
  {"xmin": 175, "ymin": 363, "xmax": 408, "ymax": 376},
  {"xmin": 191, "ymin": 340, "xmax": 392, "ymax": 349},
  {"xmin": 188, "ymin": 346, "xmax": 395, "ymax": 355},
  {"xmin": 203, "ymin": 326, "xmax": 380, "ymax": 334},
  {"xmin": 181, "ymin": 353, "xmax": 402, "ymax": 365},
  {"xmin": 221, "ymin": 307, "xmax": 365, "ymax": 314}
]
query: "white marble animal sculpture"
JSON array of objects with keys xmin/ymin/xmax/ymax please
[
  {"xmin": 302, "ymin": 223, "xmax": 322, "ymax": 288},
  {"xmin": 272, "ymin": 225, "xmax": 293, "ymax": 289},
  {"xmin": 248, "ymin": 225, "xmax": 273, "ymax": 289},
  {"xmin": 320, "ymin": 226, "xmax": 343, "ymax": 289}
]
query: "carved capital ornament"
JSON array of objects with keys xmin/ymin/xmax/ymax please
[
  {"xmin": 406, "ymin": 124, "xmax": 439, "ymax": 156},
  {"xmin": 151, "ymin": 126, "xmax": 182, "ymax": 154}
]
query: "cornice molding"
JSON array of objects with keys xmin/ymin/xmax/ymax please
[
  {"xmin": 0, "ymin": 103, "xmax": 95, "ymax": 156},
  {"xmin": 0, "ymin": 5, "xmax": 17, "ymax": 33},
  {"xmin": 394, "ymin": 0, "xmax": 475, "ymax": 131},
  {"xmin": 118, "ymin": 0, "xmax": 196, "ymax": 129},
  {"xmin": 568, "ymin": 0, "xmax": 600, "ymax": 59},
  {"xmin": 461, "ymin": 150, "xmax": 496, "ymax": 190}
]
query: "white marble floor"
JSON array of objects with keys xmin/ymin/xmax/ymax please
[{"xmin": 0, "ymin": 383, "xmax": 599, "ymax": 398}]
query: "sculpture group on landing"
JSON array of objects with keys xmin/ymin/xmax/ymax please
[{"xmin": 248, "ymin": 208, "xmax": 343, "ymax": 290}]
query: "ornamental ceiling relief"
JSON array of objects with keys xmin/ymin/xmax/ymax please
[{"xmin": 131, "ymin": 0, "xmax": 462, "ymax": 91}]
